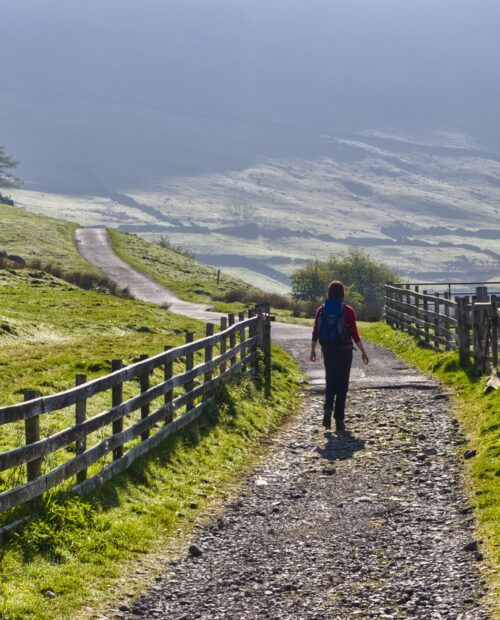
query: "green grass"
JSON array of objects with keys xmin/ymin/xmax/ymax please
[
  {"xmin": 0, "ymin": 269, "xmax": 202, "ymax": 407},
  {"xmin": 0, "ymin": 269, "xmax": 204, "ymax": 501},
  {"xmin": 108, "ymin": 229, "xmax": 258, "ymax": 304},
  {"xmin": 0, "ymin": 203, "xmax": 99, "ymax": 275},
  {"xmin": 0, "ymin": 264, "xmax": 302, "ymax": 620},
  {"xmin": 0, "ymin": 346, "xmax": 301, "ymax": 620},
  {"xmin": 361, "ymin": 321, "xmax": 500, "ymax": 616}
]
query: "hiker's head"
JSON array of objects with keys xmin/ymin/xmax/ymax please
[{"xmin": 327, "ymin": 281, "xmax": 344, "ymax": 301}]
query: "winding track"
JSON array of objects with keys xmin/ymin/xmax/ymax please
[{"xmin": 76, "ymin": 228, "xmax": 488, "ymax": 619}]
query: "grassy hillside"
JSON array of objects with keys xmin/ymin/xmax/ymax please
[
  {"xmin": 362, "ymin": 322, "xmax": 500, "ymax": 615},
  {"xmin": 108, "ymin": 228, "xmax": 258, "ymax": 303},
  {"xmin": 0, "ymin": 268, "xmax": 301, "ymax": 619},
  {"xmin": 0, "ymin": 202, "xmax": 99, "ymax": 275},
  {"xmin": 0, "ymin": 210, "xmax": 303, "ymax": 620}
]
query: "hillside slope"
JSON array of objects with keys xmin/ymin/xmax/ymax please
[
  {"xmin": 0, "ymin": 202, "xmax": 99, "ymax": 274},
  {"xmin": 11, "ymin": 131, "xmax": 500, "ymax": 289},
  {"xmin": 108, "ymin": 229, "xmax": 257, "ymax": 304},
  {"xmin": 0, "ymin": 207, "xmax": 302, "ymax": 620}
]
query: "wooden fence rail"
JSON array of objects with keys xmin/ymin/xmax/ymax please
[
  {"xmin": 385, "ymin": 284, "xmax": 499, "ymax": 374},
  {"xmin": 0, "ymin": 307, "xmax": 272, "ymax": 532}
]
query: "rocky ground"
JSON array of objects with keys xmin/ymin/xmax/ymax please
[{"xmin": 114, "ymin": 345, "xmax": 488, "ymax": 620}]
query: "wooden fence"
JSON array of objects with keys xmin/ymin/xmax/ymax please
[
  {"xmin": 385, "ymin": 284, "xmax": 499, "ymax": 373},
  {"xmin": 0, "ymin": 307, "xmax": 272, "ymax": 540}
]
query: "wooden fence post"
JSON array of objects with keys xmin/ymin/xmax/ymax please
[
  {"xmin": 434, "ymin": 293, "xmax": 441, "ymax": 350},
  {"xmin": 139, "ymin": 354, "xmax": 150, "ymax": 441},
  {"xmin": 164, "ymin": 345, "xmax": 174, "ymax": 425},
  {"xmin": 473, "ymin": 287, "xmax": 489, "ymax": 373},
  {"xmin": 456, "ymin": 297, "xmax": 470, "ymax": 366},
  {"xmin": 492, "ymin": 295, "xmax": 498, "ymax": 369},
  {"xmin": 414, "ymin": 286, "xmax": 420, "ymax": 337},
  {"xmin": 405, "ymin": 284, "xmax": 412, "ymax": 334},
  {"xmin": 204, "ymin": 323, "xmax": 214, "ymax": 385},
  {"xmin": 111, "ymin": 359, "xmax": 124, "ymax": 460},
  {"xmin": 75, "ymin": 374, "xmax": 88, "ymax": 483},
  {"xmin": 185, "ymin": 332, "xmax": 194, "ymax": 412},
  {"xmin": 422, "ymin": 291, "xmax": 430, "ymax": 345},
  {"xmin": 264, "ymin": 303, "xmax": 271, "ymax": 394},
  {"xmin": 476, "ymin": 286, "xmax": 489, "ymax": 303},
  {"xmin": 444, "ymin": 292, "xmax": 451, "ymax": 350},
  {"xmin": 238, "ymin": 311, "xmax": 246, "ymax": 373},
  {"xmin": 384, "ymin": 285, "xmax": 392, "ymax": 327},
  {"xmin": 395, "ymin": 287, "xmax": 402, "ymax": 331},
  {"xmin": 24, "ymin": 390, "xmax": 41, "ymax": 482},
  {"xmin": 220, "ymin": 316, "xmax": 227, "ymax": 375},
  {"xmin": 248, "ymin": 308, "xmax": 258, "ymax": 372},
  {"xmin": 228, "ymin": 314, "xmax": 236, "ymax": 367}
]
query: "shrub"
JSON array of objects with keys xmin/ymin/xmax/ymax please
[
  {"xmin": 291, "ymin": 248, "xmax": 398, "ymax": 320},
  {"xmin": 26, "ymin": 259, "xmax": 130, "ymax": 297},
  {"xmin": 157, "ymin": 235, "xmax": 195, "ymax": 259},
  {"xmin": 214, "ymin": 288, "xmax": 317, "ymax": 316}
]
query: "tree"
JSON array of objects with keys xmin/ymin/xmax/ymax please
[
  {"xmin": 291, "ymin": 260, "xmax": 326, "ymax": 304},
  {"xmin": 0, "ymin": 146, "xmax": 20, "ymax": 189},
  {"xmin": 291, "ymin": 248, "xmax": 398, "ymax": 320}
]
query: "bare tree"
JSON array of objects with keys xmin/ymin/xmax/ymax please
[{"xmin": 226, "ymin": 193, "xmax": 250, "ymax": 224}]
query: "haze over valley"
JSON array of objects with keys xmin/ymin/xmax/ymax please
[{"xmin": 2, "ymin": 0, "xmax": 500, "ymax": 290}]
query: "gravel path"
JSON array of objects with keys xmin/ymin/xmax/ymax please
[
  {"xmin": 76, "ymin": 229, "xmax": 488, "ymax": 619},
  {"xmin": 113, "ymin": 350, "xmax": 487, "ymax": 620}
]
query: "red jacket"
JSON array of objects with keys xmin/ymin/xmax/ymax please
[{"xmin": 312, "ymin": 303, "xmax": 361, "ymax": 344}]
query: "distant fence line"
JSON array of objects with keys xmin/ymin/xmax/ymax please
[
  {"xmin": 0, "ymin": 305, "xmax": 272, "ymax": 543},
  {"xmin": 385, "ymin": 284, "xmax": 498, "ymax": 374}
]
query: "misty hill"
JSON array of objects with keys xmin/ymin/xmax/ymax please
[{"xmin": 12, "ymin": 131, "xmax": 500, "ymax": 291}]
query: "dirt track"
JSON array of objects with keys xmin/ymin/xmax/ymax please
[{"xmin": 76, "ymin": 228, "xmax": 488, "ymax": 619}]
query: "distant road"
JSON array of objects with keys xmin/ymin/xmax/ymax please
[{"xmin": 75, "ymin": 228, "xmax": 220, "ymax": 323}]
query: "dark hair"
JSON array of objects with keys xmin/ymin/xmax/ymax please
[{"xmin": 327, "ymin": 280, "xmax": 344, "ymax": 300}]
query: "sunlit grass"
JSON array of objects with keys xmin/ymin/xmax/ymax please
[
  {"xmin": 0, "ymin": 264, "xmax": 302, "ymax": 620},
  {"xmin": 0, "ymin": 347, "xmax": 301, "ymax": 620},
  {"xmin": 0, "ymin": 203, "xmax": 98, "ymax": 275},
  {"xmin": 108, "ymin": 228, "xmax": 258, "ymax": 303}
]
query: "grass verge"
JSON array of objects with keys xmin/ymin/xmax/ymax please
[
  {"xmin": 361, "ymin": 321, "xmax": 500, "ymax": 615},
  {"xmin": 0, "ymin": 203, "xmax": 99, "ymax": 275},
  {"xmin": 0, "ymin": 347, "xmax": 301, "ymax": 620},
  {"xmin": 108, "ymin": 229, "xmax": 258, "ymax": 304}
]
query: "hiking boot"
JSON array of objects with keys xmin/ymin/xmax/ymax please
[
  {"xmin": 335, "ymin": 420, "xmax": 345, "ymax": 433},
  {"xmin": 322, "ymin": 410, "xmax": 332, "ymax": 429}
]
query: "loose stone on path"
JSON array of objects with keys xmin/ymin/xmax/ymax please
[
  {"xmin": 117, "ymin": 348, "xmax": 488, "ymax": 619},
  {"xmin": 75, "ymin": 231, "xmax": 488, "ymax": 619}
]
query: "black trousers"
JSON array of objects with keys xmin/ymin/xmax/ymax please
[{"xmin": 321, "ymin": 345, "xmax": 353, "ymax": 422}]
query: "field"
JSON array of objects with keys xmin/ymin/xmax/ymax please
[
  {"xmin": 0, "ymin": 203, "xmax": 99, "ymax": 275},
  {"xmin": 11, "ymin": 130, "xmax": 500, "ymax": 292},
  {"xmin": 108, "ymin": 229, "xmax": 257, "ymax": 303}
]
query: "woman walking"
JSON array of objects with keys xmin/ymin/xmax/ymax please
[{"xmin": 310, "ymin": 281, "xmax": 369, "ymax": 433}]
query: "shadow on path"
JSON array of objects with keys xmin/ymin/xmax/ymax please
[{"xmin": 316, "ymin": 430, "xmax": 365, "ymax": 461}]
